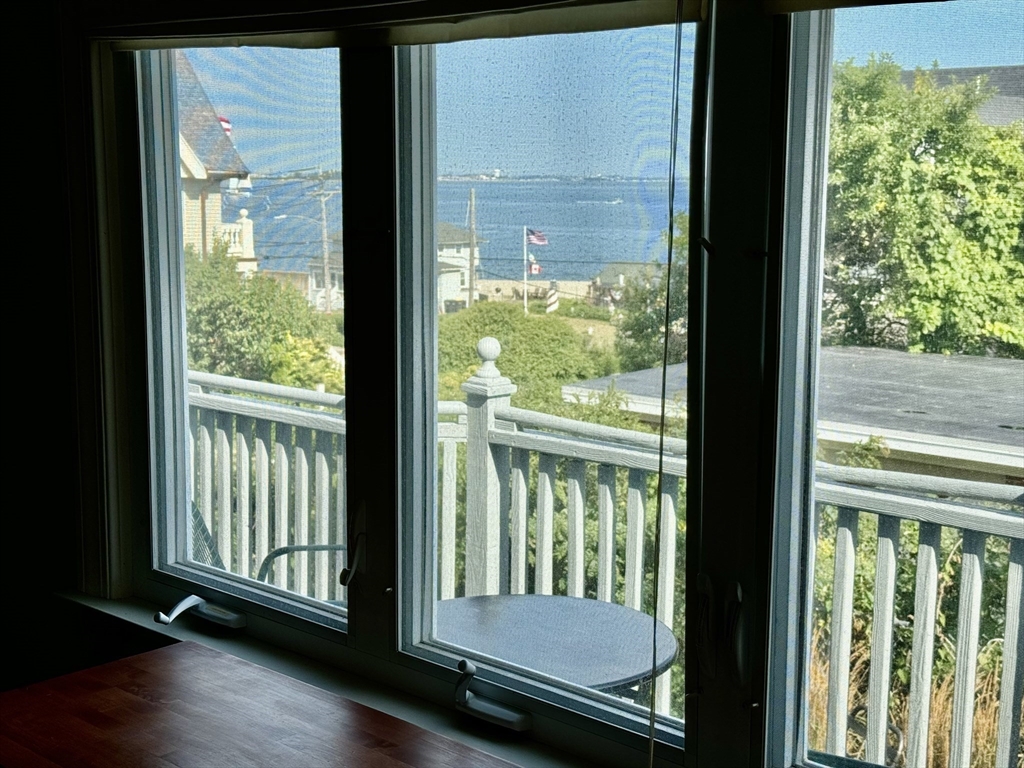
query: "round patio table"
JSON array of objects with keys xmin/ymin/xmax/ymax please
[{"xmin": 435, "ymin": 594, "xmax": 677, "ymax": 693}]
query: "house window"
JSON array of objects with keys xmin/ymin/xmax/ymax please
[
  {"xmin": 399, "ymin": 24, "xmax": 694, "ymax": 741},
  {"xmin": 770, "ymin": 4, "xmax": 1023, "ymax": 768},
  {"xmin": 138, "ymin": 46, "xmax": 348, "ymax": 628},
  {"xmin": 94, "ymin": 2, "xmax": 1022, "ymax": 764},
  {"xmin": 111, "ymin": 4, "xmax": 739, "ymax": 759}
]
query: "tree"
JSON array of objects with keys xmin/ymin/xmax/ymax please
[
  {"xmin": 824, "ymin": 56, "xmax": 1024, "ymax": 357},
  {"xmin": 439, "ymin": 302, "xmax": 599, "ymax": 409},
  {"xmin": 184, "ymin": 242, "xmax": 344, "ymax": 391},
  {"xmin": 615, "ymin": 213, "xmax": 689, "ymax": 372}
]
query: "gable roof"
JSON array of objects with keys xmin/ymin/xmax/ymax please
[
  {"xmin": 594, "ymin": 261, "xmax": 662, "ymax": 287},
  {"xmin": 899, "ymin": 65, "xmax": 1024, "ymax": 126},
  {"xmin": 438, "ymin": 258, "xmax": 465, "ymax": 273},
  {"xmin": 175, "ymin": 51, "xmax": 249, "ymax": 179},
  {"xmin": 437, "ymin": 221, "xmax": 488, "ymax": 248}
]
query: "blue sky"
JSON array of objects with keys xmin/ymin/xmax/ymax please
[
  {"xmin": 186, "ymin": 0, "xmax": 1022, "ymax": 177},
  {"xmin": 833, "ymin": 0, "xmax": 1023, "ymax": 69}
]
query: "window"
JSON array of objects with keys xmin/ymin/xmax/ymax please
[
  {"xmin": 110, "ymin": 8, "xmax": 718, "ymax": 763},
  {"xmin": 82, "ymin": 2, "xmax": 1021, "ymax": 766},
  {"xmin": 771, "ymin": 4, "xmax": 1023, "ymax": 768},
  {"xmin": 123, "ymin": 18, "xmax": 713, "ymax": 753},
  {"xmin": 139, "ymin": 47, "xmax": 349, "ymax": 628},
  {"xmin": 396, "ymin": 27, "xmax": 693, "ymax": 740}
]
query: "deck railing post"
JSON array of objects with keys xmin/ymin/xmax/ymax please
[{"xmin": 462, "ymin": 338, "xmax": 517, "ymax": 597}]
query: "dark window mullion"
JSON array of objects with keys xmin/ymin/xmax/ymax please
[
  {"xmin": 690, "ymin": 2, "xmax": 786, "ymax": 766},
  {"xmin": 341, "ymin": 45, "xmax": 400, "ymax": 656}
]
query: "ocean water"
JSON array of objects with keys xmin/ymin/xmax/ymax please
[
  {"xmin": 228, "ymin": 177, "xmax": 687, "ymax": 283},
  {"xmin": 438, "ymin": 179, "xmax": 687, "ymax": 282}
]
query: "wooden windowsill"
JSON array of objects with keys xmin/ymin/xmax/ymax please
[{"xmin": 54, "ymin": 592, "xmax": 586, "ymax": 768}]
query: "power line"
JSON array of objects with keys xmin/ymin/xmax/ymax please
[{"xmin": 478, "ymin": 258, "xmax": 665, "ymax": 266}]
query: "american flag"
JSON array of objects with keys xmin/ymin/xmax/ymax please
[{"xmin": 526, "ymin": 229, "xmax": 548, "ymax": 246}]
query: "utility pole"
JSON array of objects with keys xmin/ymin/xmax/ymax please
[
  {"xmin": 315, "ymin": 168, "xmax": 341, "ymax": 314},
  {"xmin": 319, "ymin": 188, "xmax": 332, "ymax": 313},
  {"xmin": 467, "ymin": 187, "xmax": 477, "ymax": 308},
  {"xmin": 262, "ymin": 167, "xmax": 341, "ymax": 312}
]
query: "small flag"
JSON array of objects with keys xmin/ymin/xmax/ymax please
[
  {"xmin": 530, "ymin": 262, "xmax": 542, "ymax": 275},
  {"xmin": 218, "ymin": 116, "xmax": 233, "ymax": 137},
  {"xmin": 526, "ymin": 229, "xmax": 548, "ymax": 246}
]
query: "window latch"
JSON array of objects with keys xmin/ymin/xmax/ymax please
[
  {"xmin": 454, "ymin": 660, "xmax": 531, "ymax": 732},
  {"xmin": 154, "ymin": 594, "xmax": 246, "ymax": 628},
  {"xmin": 724, "ymin": 581, "xmax": 748, "ymax": 688},
  {"xmin": 696, "ymin": 573, "xmax": 716, "ymax": 679},
  {"xmin": 339, "ymin": 532, "xmax": 365, "ymax": 587}
]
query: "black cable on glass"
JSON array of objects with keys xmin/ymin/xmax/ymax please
[{"xmin": 648, "ymin": 0, "xmax": 688, "ymax": 764}]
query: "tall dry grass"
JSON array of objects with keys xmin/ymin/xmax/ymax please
[{"xmin": 807, "ymin": 629, "xmax": 1020, "ymax": 768}]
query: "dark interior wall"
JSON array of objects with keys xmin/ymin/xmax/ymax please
[{"xmin": 3, "ymin": 0, "xmax": 93, "ymax": 689}]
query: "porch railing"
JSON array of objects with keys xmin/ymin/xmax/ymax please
[
  {"xmin": 187, "ymin": 371, "xmax": 347, "ymax": 603},
  {"xmin": 187, "ymin": 337, "xmax": 1023, "ymax": 755},
  {"xmin": 814, "ymin": 467, "xmax": 1022, "ymax": 767}
]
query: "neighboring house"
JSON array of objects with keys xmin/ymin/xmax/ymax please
[
  {"xmin": 258, "ymin": 247, "xmax": 344, "ymax": 312},
  {"xmin": 176, "ymin": 51, "xmax": 255, "ymax": 273},
  {"xmin": 899, "ymin": 64, "xmax": 1024, "ymax": 126},
  {"xmin": 591, "ymin": 261, "xmax": 662, "ymax": 308},
  {"xmin": 563, "ymin": 347, "xmax": 1024, "ymax": 485},
  {"xmin": 437, "ymin": 221, "xmax": 485, "ymax": 312}
]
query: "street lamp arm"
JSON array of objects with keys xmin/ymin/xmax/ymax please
[{"xmin": 273, "ymin": 213, "xmax": 321, "ymax": 224}]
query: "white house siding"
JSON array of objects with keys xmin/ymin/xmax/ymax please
[{"xmin": 180, "ymin": 179, "xmax": 224, "ymax": 256}]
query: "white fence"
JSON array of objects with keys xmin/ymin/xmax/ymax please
[
  {"xmin": 187, "ymin": 341, "xmax": 1023, "ymax": 753},
  {"xmin": 188, "ymin": 372, "xmax": 347, "ymax": 602},
  {"xmin": 814, "ymin": 468, "xmax": 1022, "ymax": 767}
]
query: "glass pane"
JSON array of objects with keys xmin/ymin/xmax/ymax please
[
  {"xmin": 420, "ymin": 27, "xmax": 693, "ymax": 725},
  {"xmin": 803, "ymin": 4, "xmax": 1023, "ymax": 766},
  {"xmin": 154, "ymin": 49, "xmax": 348, "ymax": 614}
]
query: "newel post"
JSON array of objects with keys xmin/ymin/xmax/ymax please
[
  {"xmin": 236, "ymin": 208, "xmax": 255, "ymax": 261},
  {"xmin": 462, "ymin": 337, "xmax": 516, "ymax": 596}
]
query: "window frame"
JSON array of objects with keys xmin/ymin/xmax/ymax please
[
  {"xmin": 73, "ymin": 1, "xmax": 816, "ymax": 765},
  {"xmin": 674, "ymin": 4, "xmax": 795, "ymax": 767},
  {"xmin": 765, "ymin": 10, "xmax": 835, "ymax": 768},
  {"xmin": 131, "ymin": 45, "xmax": 354, "ymax": 637}
]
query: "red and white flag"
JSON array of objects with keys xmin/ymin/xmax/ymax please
[
  {"xmin": 528, "ymin": 253, "xmax": 542, "ymax": 274},
  {"xmin": 218, "ymin": 116, "xmax": 233, "ymax": 137},
  {"xmin": 526, "ymin": 229, "xmax": 548, "ymax": 246}
]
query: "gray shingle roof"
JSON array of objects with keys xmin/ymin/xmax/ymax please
[
  {"xmin": 899, "ymin": 65, "xmax": 1024, "ymax": 126},
  {"xmin": 565, "ymin": 347, "xmax": 1024, "ymax": 448},
  {"xmin": 594, "ymin": 261, "xmax": 662, "ymax": 287},
  {"xmin": 176, "ymin": 51, "xmax": 249, "ymax": 178},
  {"xmin": 436, "ymin": 221, "xmax": 487, "ymax": 248}
]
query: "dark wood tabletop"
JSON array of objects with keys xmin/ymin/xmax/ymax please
[
  {"xmin": 435, "ymin": 595, "xmax": 678, "ymax": 692},
  {"xmin": 0, "ymin": 640, "xmax": 519, "ymax": 768}
]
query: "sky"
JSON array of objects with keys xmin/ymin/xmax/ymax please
[{"xmin": 185, "ymin": 0, "xmax": 1023, "ymax": 178}]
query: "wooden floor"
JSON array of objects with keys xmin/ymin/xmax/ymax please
[{"xmin": 0, "ymin": 640, "xmax": 519, "ymax": 767}]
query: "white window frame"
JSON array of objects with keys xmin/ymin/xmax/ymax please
[
  {"xmin": 766, "ymin": 10, "xmax": 835, "ymax": 768},
  {"xmin": 134, "ymin": 48, "xmax": 351, "ymax": 634}
]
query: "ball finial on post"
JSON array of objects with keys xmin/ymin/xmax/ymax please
[{"xmin": 475, "ymin": 337, "xmax": 502, "ymax": 378}]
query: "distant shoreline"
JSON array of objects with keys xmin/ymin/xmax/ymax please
[{"xmin": 437, "ymin": 175, "xmax": 686, "ymax": 184}]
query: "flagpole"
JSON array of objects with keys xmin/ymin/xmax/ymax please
[{"xmin": 523, "ymin": 225, "xmax": 528, "ymax": 315}]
